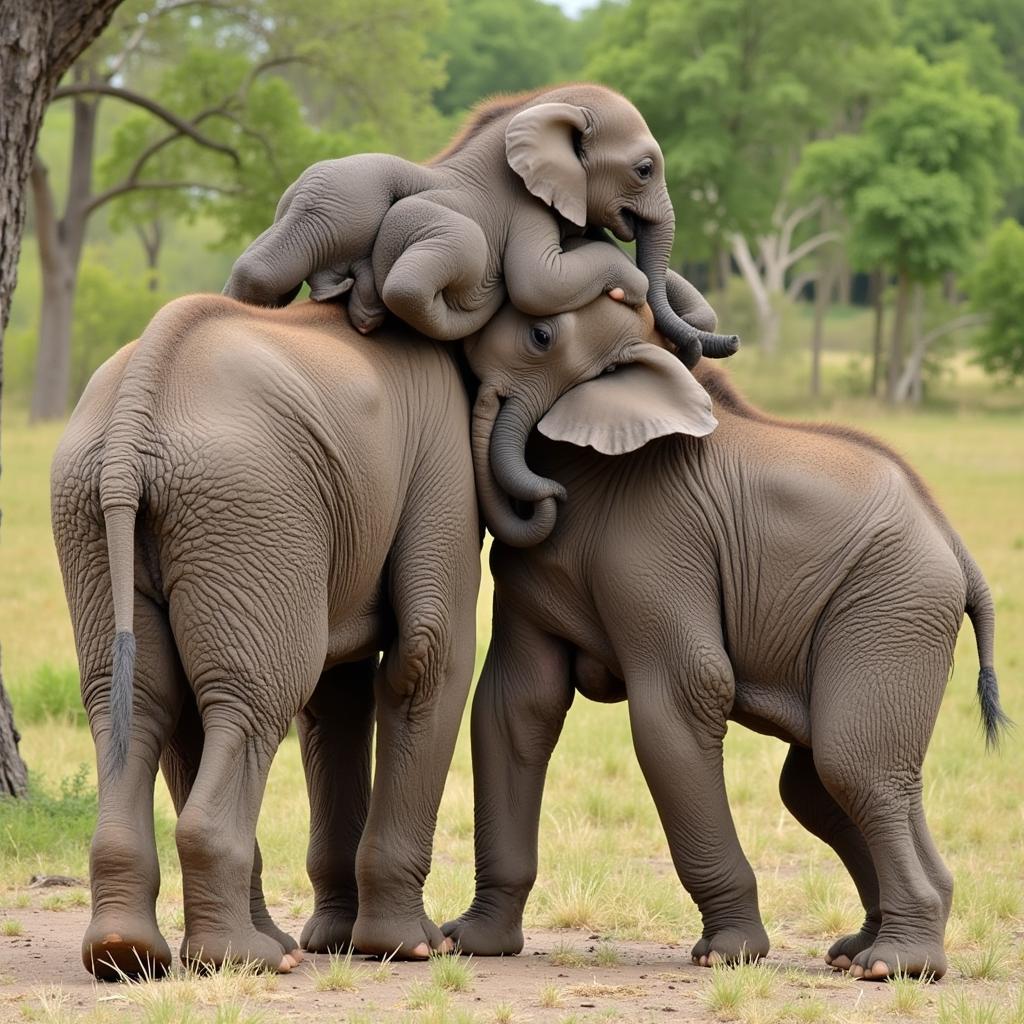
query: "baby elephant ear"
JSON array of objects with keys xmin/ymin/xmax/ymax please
[
  {"xmin": 506, "ymin": 102, "xmax": 589, "ymax": 227},
  {"xmin": 538, "ymin": 344, "xmax": 717, "ymax": 455}
]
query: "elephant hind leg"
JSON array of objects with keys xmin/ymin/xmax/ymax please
[
  {"xmin": 160, "ymin": 688, "xmax": 301, "ymax": 962},
  {"xmin": 374, "ymin": 196, "xmax": 504, "ymax": 340},
  {"xmin": 81, "ymin": 592, "xmax": 184, "ymax": 980},
  {"xmin": 778, "ymin": 744, "xmax": 881, "ymax": 970},
  {"xmin": 810, "ymin": 628, "xmax": 954, "ymax": 980}
]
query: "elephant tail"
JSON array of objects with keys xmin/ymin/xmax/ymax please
[{"xmin": 955, "ymin": 536, "xmax": 1011, "ymax": 748}]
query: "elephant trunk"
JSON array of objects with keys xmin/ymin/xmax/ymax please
[
  {"xmin": 471, "ymin": 389, "xmax": 561, "ymax": 548},
  {"xmin": 635, "ymin": 208, "xmax": 740, "ymax": 368}
]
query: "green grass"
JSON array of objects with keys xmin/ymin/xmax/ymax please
[{"xmin": 3, "ymin": 352, "xmax": 1024, "ymax": 1023}]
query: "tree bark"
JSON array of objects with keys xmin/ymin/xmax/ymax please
[
  {"xmin": 810, "ymin": 263, "xmax": 835, "ymax": 399},
  {"xmin": 0, "ymin": 0, "xmax": 128, "ymax": 796},
  {"xmin": 886, "ymin": 269, "xmax": 911, "ymax": 403}
]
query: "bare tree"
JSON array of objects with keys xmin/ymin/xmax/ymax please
[{"xmin": 1, "ymin": 0, "xmax": 128, "ymax": 795}]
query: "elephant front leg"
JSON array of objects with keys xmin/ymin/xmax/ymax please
[
  {"xmin": 627, "ymin": 661, "xmax": 769, "ymax": 966},
  {"xmin": 442, "ymin": 612, "xmax": 574, "ymax": 955},
  {"xmin": 296, "ymin": 658, "xmax": 376, "ymax": 953}
]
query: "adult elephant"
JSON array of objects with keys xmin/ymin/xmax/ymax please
[
  {"xmin": 51, "ymin": 297, "xmax": 480, "ymax": 977},
  {"xmin": 444, "ymin": 293, "xmax": 1007, "ymax": 980}
]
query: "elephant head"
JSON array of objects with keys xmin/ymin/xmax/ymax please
[
  {"xmin": 505, "ymin": 87, "xmax": 739, "ymax": 368},
  {"xmin": 465, "ymin": 287, "xmax": 718, "ymax": 548}
]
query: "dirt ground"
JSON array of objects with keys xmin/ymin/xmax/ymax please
[{"xmin": 0, "ymin": 901, "xmax": 921, "ymax": 1024}]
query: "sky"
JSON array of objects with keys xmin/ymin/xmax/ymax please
[{"xmin": 554, "ymin": 0, "xmax": 601, "ymax": 16}]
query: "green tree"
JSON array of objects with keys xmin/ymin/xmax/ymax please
[
  {"xmin": 799, "ymin": 54, "xmax": 1015, "ymax": 401},
  {"xmin": 429, "ymin": 0, "xmax": 587, "ymax": 117},
  {"xmin": 587, "ymin": 0, "xmax": 890, "ymax": 352},
  {"xmin": 27, "ymin": 0, "xmax": 445, "ymax": 421},
  {"xmin": 969, "ymin": 219, "xmax": 1024, "ymax": 381}
]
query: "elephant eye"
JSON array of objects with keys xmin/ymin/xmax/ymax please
[
  {"xmin": 529, "ymin": 324, "xmax": 553, "ymax": 351},
  {"xmin": 635, "ymin": 158, "xmax": 654, "ymax": 181}
]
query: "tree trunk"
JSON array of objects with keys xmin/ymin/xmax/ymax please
[
  {"xmin": 892, "ymin": 282, "xmax": 927, "ymax": 405},
  {"xmin": 29, "ymin": 85, "xmax": 98, "ymax": 422},
  {"xmin": 0, "ymin": 0, "xmax": 128, "ymax": 796},
  {"xmin": 870, "ymin": 269, "xmax": 885, "ymax": 397},
  {"xmin": 136, "ymin": 219, "xmax": 162, "ymax": 291},
  {"xmin": 810, "ymin": 263, "xmax": 835, "ymax": 399},
  {"xmin": 886, "ymin": 269, "xmax": 910, "ymax": 403}
]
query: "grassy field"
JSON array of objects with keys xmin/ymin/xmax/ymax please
[{"xmin": 1, "ymin": 346, "xmax": 1023, "ymax": 1023}]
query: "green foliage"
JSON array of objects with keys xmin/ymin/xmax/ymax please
[
  {"xmin": 428, "ymin": 0, "xmax": 589, "ymax": 117},
  {"xmin": 7, "ymin": 664, "xmax": 84, "ymax": 728},
  {"xmin": 968, "ymin": 219, "xmax": 1024, "ymax": 381},
  {"xmin": 587, "ymin": 0, "xmax": 891, "ymax": 251},
  {"xmin": 0, "ymin": 768, "xmax": 96, "ymax": 873},
  {"xmin": 798, "ymin": 54, "xmax": 1015, "ymax": 280}
]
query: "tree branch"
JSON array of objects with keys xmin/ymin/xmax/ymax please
[
  {"xmin": 51, "ymin": 83, "xmax": 240, "ymax": 165},
  {"xmin": 84, "ymin": 179, "xmax": 240, "ymax": 217},
  {"xmin": 783, "ymin": 230, "xmax": 840, "ymax": 271},
  {"xmin": 786, "ymin": 269, "xmax": 819, "ymax": 301}
]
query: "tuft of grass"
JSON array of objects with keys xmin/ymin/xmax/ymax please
[
  {"xmin": 704, "ymin": 960, "xmax": 780, "ymax": 1017},
  {"xmin": 429, "ymin": 950, "xmax": 474, "ymax": 992},
  {"xmin": 937, "ymin": 989, "xmax": 1004, "ymax": 1024},
  {"xmin": 405, "ymin": 981, "xmax": 449, "ymax": 1011},
  {"xmin": 550, "ymin": 941, "xmax": 588, "ymax": 967},
  {"xmin": 538, "ymin": 984, "xmax": 566, "ymax": 1009},
  {"xmin": 8, "ymin": 664, "xmax": 85, "ymax": 727},
  {"xmin": 951, "ymin": 942, "xmax": 1011, "ymax": 981},
  {"xmin": 313, "ymin": 947, "xmax": 363, "ymax": 992},
  {"xmin": 2, "ymin": 918, "xmax": 24, "ymax": 936},
  {"xmin": 492, "ymin": 1004, "xmax": 516, "ymax": 1024},
  {"xmin": 369, "ymin": 949, "xmax": 397, "ymax": 983},
  {"xmin": 888, "ymin": 969, "xmax": 931, "ymax": 1016},
  {"xmin": 566, "ymin": 982, "xmax": 644, "ymax": 998},
  {"xmin": 594, "ymin": 941, "xmax": 622, "ymax": 967}
]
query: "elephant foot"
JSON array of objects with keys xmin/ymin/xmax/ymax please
[
  {"xmin": 825, "ymin": 925, "xmax": 880, "ymax": 971},
  {"xmin": 181, "ymin": 925, "xmax": 293, "ymax": 973},
  {"xmin": 82, "ymin": 914, "xmax": 172, "ymax": 980},
  {"xmin": 441, "ymin": 911, "xmax": 524, "ymax": 956},
  {"xmin": 847, "ymin": 935, "xmax": 946, "ymax": 980},
  {"xmin": 301, "ymin": 908, "xmax": 357, "ymax": 954},
  {"xmin": 351, "ymin": 912, "xmax": 453, "ymax": 959},
  {"xmin": 251, "ymin": 905, "xmax": 302, "ymax": 964},
  {"xmin": 691, "ymin": 923, "xmax": 770, "ymax": 967}
]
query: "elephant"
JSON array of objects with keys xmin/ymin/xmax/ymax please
[
  {"xmin": 443, "ymin": 295, "xmax": 1007, "ymax": 980},
  {"xmin": 222, "ymin": 83, "xmax": 739, "ymax": 368},
  {"xmin": 51, "ymin": 296, "xmax": 481, "ymax": 977}
]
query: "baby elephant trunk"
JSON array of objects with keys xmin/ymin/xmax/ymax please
[{"xmin": 635, "ymin": 213, "xmax": 741, "ymax": 368}]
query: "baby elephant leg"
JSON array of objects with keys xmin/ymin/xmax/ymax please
[
  {"xmin": 374, "ymin": 196, "xmax": 505, "ymax": 340},
  {"xmin": 223, "ymin": 220, "xmax": 310, "ymax": 308}
]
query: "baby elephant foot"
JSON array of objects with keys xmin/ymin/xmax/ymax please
[
  {"xmin": 848, "ymin": 937, "xmax": 946, "ymax": 980},
  {"xmin": 181, "ymin": 926, "xmax": 293, "ymax": 973},
  {"xmin": 441, "ymin": 911, "xmax": 524, "ymax": 956},
  {"xmin": 301, "ymin": 907, "xmax": 357, "ymax": 955},
  {"xmin": 351, "ymin": 913, "xmax": 453, "ymax": 959},
  {"xmin": 825, "ymin": 925, "xmax": 880, "ymax": 971},
  {"xmin": 691, "ymin": 923, "xmax": 770, "ymax": 967},
  {"xmin": 82, "ymin": 914, "xmax": 172, "ymax": 980}
]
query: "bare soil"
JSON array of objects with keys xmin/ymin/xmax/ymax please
[{"xmin": 0, "ymin": 901, "xmax": 917, "ymax": 1023}]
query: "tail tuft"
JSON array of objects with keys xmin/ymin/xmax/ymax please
[
  {"xmin": 110, "ymin": 630, "xmax": 136, "ymax": 773},
  {"xmin": 977, "ymin": 666, "xmax": 1011, "ymax": 750}
]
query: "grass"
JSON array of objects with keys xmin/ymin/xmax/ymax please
[
  {"xmin": 313, "ymin": 948, "xmax": 363, "ymax": 992},
  {"xmin": 3, "ymin": 344, "xmax": 1024, "ymax": 1023},
  {"xmin": 429, "ymin": 950, "xmax": 474, "ymax": 992}
]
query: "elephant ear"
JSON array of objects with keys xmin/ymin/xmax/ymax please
[
  {"xmin": 537, "ymin": 344, "xmax": 717, "ymax": 455},
  {"xmin": 506, "ymin": 102, "xmax": 589, "ymax": 227}
]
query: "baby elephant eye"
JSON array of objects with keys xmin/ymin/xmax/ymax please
[
  {"xmin": 530, "ymin": 324, "xmax": 553, "ymax": 350},
  {"xmin": 635, "ymin": 159, "xmax": 654, "ymax": 180}
]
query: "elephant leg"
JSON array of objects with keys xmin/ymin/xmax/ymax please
[
  {"xmin": 442, "ymin": 609, "xmax": 574, "ymax": 955},
  {"xmin": 778, "ymin": 744, "xmax": 881, "ymax": 969},
  {"xmin": 627, "ymin": 658, "xmax": 769, "ymax": 966},
  {"xmin": 810, "ymin": 621, "xmax": 955, "ymax": 980},
  {"xmin": 169, "ymin": 564, "xmax": 327, "ymax": 973},
  {"xmin": 160, "ymin": 688, "xmax": 301, "ymax": 961},
  {"xmin": 81, "ymin": 592, "xmax": 183, "ymax": 980},
  {"xmin": 374, "ymin": 196, "xmax": 504, "ymax": 340},
  {"xmin": 297, "ymin": 658, "xmax": 376, "ymax": 953},
  {"xmin": 351, "ymin": 466, "xmax": 479, "ymax": 958},
  {"xmin": 223, "ymin": 218, "xmax": 310, "ymax": 308}
]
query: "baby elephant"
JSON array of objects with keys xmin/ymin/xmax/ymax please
[
  {"xmin": 223, "ymin": 83, "xmax": 737, "ymax": 366},
  {"xmin": 444, "ymin": 304, "xmax": 1007, "ymax": 980}
]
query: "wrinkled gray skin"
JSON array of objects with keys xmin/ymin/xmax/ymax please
[
  {"xmin": 51, "ymin": 297, "xmax": 480, "ymax": 977},
  {"xmin": 443, "ymin": 299, "xmax": 1007, "ymax": 981},
  {"xmin": 222, "ymin": 83, "xmax": 738, "ymax": 366}
]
